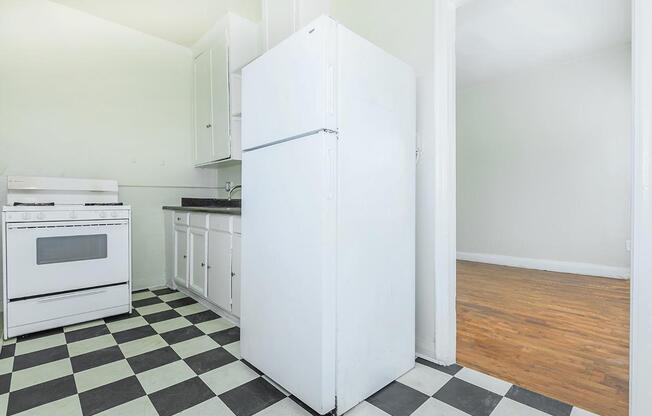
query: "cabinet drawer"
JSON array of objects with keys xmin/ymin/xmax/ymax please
[
  {"xmin": 190, "ymin": 213, "xmax": 209, "ymax": 229},
  {"xmin": 8, "ymin": 284, "xmax": 130, "ymax": 328},
  {"xmin": 174, "ymin": 212, "xmax": 190, "ymax": 226},
  {"xmin": 233, "ymin": 216, "xmax": 241, "ymax": 234},
  {"xmin": 209, "ymin": 214, "xmax": 232, "ymax": 232}
]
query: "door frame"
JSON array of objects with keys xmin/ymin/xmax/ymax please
[
  {"xmin": 431, "ymin": 0, "xmax": 457, "ymax": 366},
  {"xmin": 433, "ymin": 1, "xmax": 652, "ymax": 414},
  {"xmin": 628, "ymin": 1, "xmax": 652, "ymax": 415}
]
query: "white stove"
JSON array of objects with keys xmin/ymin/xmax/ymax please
[
  {"xmin": 3, "ymin": 204, "xmax": 130, "ymax": 223},
  {"xmin": 1, "ymin": 176, "xmax": 132, "ymax": 339}
]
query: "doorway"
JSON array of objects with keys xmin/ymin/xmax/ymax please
[
  {"xmin": 432, "ymin": 0, "xmax": 652, "ymax": 415},
  {"xmin": 453, "ymin": 1, "xmax": 631, "ymax": 415}
]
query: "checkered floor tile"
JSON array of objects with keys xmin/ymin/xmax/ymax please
[{"xmin": 0, "ymin": 289, "xmax": 599, "ymax": 416}]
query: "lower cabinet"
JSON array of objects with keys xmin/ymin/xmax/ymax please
[
  {"xmin": 208, "ymin": 228, "xmax": 232, "ymax": 311},
  {"xmin": 189, "ymin": 227, "xmax": 208, "ymax": 296},
  {"xmin": 173, "ymin": 225, "xmax": 189, "ymax": 288},
  {"xmin": 231, "ymin": 233, "xmax": 241, "ymax": 317},
  {"xmin": 171, "ymin": 211, "xmax": 240, "ymax": 318}
]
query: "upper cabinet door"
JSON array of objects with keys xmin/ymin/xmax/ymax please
[
  {"xmin": 192, "ymin": 14, "xmax": 258, "ymax": 167},
  {"xmin": 211, "ymin": 28, "xmax": 231, "ymax": 162},
  {"xmin": 263, "ymin": 0, "xmax": 295, "ymax": 51},
  {"xmin": 242, "ymin": 16, "xmax": 337, "ymax": 151},
  {"xmin": 194, "ymin": 50, "xmax": 213, "ymax": 164}
]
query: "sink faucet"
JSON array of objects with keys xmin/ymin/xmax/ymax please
[{"xmin": 228, "ymin": 185, "xmax": 242, "ymax": 201}]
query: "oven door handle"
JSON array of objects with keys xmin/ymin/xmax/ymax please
[{"xmin": 37, "ymin": 289, "xmax": 108, "ymax": 303}]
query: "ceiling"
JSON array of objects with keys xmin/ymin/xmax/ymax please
[
  {"xmin": 457, "ymin": 0, "xmax": 631, "ymax": 88},
  {"xmin": 49, "ymin": 0, "xmax": 261, "ymax": 47}
]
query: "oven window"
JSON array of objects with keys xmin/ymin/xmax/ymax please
[{"xmin": 36, "ymin": 234, "xmax": 108, "ymax": 265}]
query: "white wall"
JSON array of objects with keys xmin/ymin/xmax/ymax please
[
  {"xmin": 331, "ymin": 0, "xmax": 437, "ymax": 358},
  {"xmin": 215, "ymin": 165, "xmax": 242, "ymax": 198},
  {"xmin": 457, "ymin": 45, "xmax": 632, "ymax": 277},
  {"xmin": 0, "ymin": 0, "xmax": 217, "ymax": 290}
]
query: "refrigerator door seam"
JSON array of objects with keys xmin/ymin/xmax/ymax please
[{"xmin": 242, "ymin": 128, "xmax": 338, "ymax": 152}]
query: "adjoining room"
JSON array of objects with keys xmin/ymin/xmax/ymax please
[{"xmin": 456, "ymin": 1, "xmax": 631, "ymax": 415}]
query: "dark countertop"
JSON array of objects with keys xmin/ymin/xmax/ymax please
[
  {"xmin": 162, "ymin": 206, "xmax": 241, "ymax": 215},
  {"xmin": 162, "ymin": 198, "xmax": 241, "ymax": 215}
]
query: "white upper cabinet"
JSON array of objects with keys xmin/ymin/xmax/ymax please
[
  {"xmin": 210, "ymin": 27, "xmax": 230, "ymax": 162},
  {"xmin": 192, "ymin": 13, "xmax": 260, "ymax": 167},
  {"xmin": 262, "ymin": 0, "xmax": 331, "ymax": 51},
  {"xmin": 193, "ymin": 50, "xmax": 214, "ymax": 161}
]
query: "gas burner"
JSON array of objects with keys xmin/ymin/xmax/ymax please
[
  {"xmin": 84, "ymin": 202, "xmax": 124, "ymax": 206},
  {"xmin": 13, "ymin": 202, "xmax": 55, "ymax": 206}
]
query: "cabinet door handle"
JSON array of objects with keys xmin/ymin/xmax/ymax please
[
  {"xmin": 231, "ymin": 272, "xmax": 235, "ymax": 277},
  {"xmin": 183, "ymin": 255, "xmax": 187, "ymax": 259},
  {"xmin": 206, "ymin": 124, "xmax": 212, "ymax": 128},
  {"xmin": 201, "ymin": 262, "xmax": 205, "ymax": 267},
  {"xmin": 207, "ymin": 265, "xmax": 211, "ymax": 269}
]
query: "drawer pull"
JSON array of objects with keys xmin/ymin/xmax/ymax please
[{"xmin": 38, "ymin": 289, "xmax": 106, "ymax": 303}]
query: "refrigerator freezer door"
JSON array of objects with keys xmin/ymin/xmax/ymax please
[
  {"xmin": 241, "ymin": 16, "xmax": 336, "ymax": 151},
  {"xmin": 241, "ymin": 132, "xmax": 337, "ymax": 414}
]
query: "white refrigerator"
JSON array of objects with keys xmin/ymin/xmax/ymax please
[{"xmin": 241, "ymin": 16, "xmax": 416, "ymax": 415}]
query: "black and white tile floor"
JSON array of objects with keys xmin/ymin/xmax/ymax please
[{"xmin": 0, "ymin": 288, "xmax": 599, "ymax": 416}]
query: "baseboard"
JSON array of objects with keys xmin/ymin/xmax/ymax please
[
  {"xmin": 133, "ymin": 284, "xmax": 167, "ymax": 292},
  {"xmin": 415, "ymin": 352, "xmax": 454, "ymax": 367},
  {"xmin": 457, "ymin": 252, "xmax": 630, "ymax": 279},
  {"xmin": 415, "ymin": 338, "xmax": 435, "ymax": 362}
]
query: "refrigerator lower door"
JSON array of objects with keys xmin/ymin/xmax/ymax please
[{"xmin": 241, "ymin": 131, "xmax": 337, "ymax": 414}]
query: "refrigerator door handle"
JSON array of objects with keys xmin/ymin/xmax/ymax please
[
  {"xmin": 327, "ymin": 64, "xmax": 335, "ymax": 115},
  {"xmin": 327, "ymin": 146, "xmax": 336, "ymax": 200}
]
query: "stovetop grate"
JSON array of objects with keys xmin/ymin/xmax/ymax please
[{"xmin": 13, "ymin": 202, "xmax": 55, "ymax": 206}]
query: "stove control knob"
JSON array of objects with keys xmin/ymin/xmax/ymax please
[
  {"xmin": 36, "ymin": 212, "xmax": 45, "ymax": 220},
  {"xmin": 100, "ymin": 211, "xmax": 107, "ymax": 218},
  {"xmin": 111, "ymin": 211, "xmax": 118, "ymax": 218}
]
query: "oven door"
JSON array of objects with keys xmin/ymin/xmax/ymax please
[{"xmin": 6, "ymin": 220, "xmax": 129, "ymax": 299}]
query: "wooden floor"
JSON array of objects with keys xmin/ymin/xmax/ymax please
[{"xmin": 457, "ymin": 261, "xmax": 630, "ymax": 416}]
